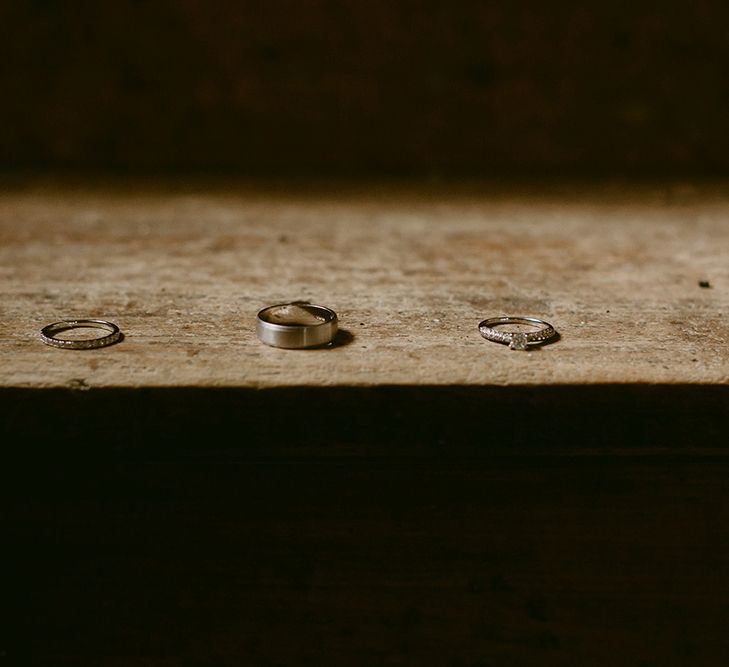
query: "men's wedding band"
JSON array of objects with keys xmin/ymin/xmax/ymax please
[
  {"xmin": 478, "ymin": 316, "xmax": 556, "ymax": 350},
  {"xmin": 256, "ymin": 303, "xmax": 338, "ymax": 349},
  {"xmin": 40, "ymin": 319, "xmax": 122, "ymax": 350}
]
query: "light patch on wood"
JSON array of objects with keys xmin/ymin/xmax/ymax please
[{"xmin": 1, "ymin": 179, "xmax": 728, "ymax": 388}]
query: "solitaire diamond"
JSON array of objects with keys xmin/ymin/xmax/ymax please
[{"xmin": 509, "ymin": 332, "xmax": 528, "ymax": 350}]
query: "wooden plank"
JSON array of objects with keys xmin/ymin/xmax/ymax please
[
  {"xmin": 5, "ymin": 456, "xmax": 729, "ymax": 666},
  {"xmin": 2, "ymin": 179, "xmax": 729, "ymax": 390},
  {"xmin": 3, "ymin": 179, "xmax": 729, "ymax": 665}
]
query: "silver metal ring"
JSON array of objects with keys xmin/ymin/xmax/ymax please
[
  {"xmin": 256, "ymin": 303, "xmax": 338, "ymax": 349},
  {"xmin": 478, "ymin": 316, "xmax": 556, "ymax": 350},
  {"xmin": 40, "ymin": 319, "xmax": 122, "ymax": 350}
]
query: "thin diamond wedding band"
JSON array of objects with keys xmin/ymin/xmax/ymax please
[
  {"xmin": 478, "ymin": 316, "xmax": 556, "ymax": 350},
  {"xmin": 256, "ymin": 302, "xmax": 338, "ymax": 349},
  {"xmin": 40, "ymin": 319, "xmax": 122, "ymax": 350}
]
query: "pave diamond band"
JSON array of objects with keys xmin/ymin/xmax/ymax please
[
  {"xmin": 478, "ymin": 316, "xmax": 557, "ymax": 350},
  {"xmin": 40, "ymin": 319, "xmax": 122, "ymax": 350}
]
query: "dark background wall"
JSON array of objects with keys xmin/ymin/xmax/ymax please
[{"xmin": 2, "ymin": 1, "xmax": 729, "ymax": 176}]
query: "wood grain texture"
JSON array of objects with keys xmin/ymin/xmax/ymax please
[
  {"xmin": 1, "ymin": 178, "xmax": 729, "ymax": 389},
  {"xmin": 3, "ymin": 179, "xmax": 729, "ymax": 666}
]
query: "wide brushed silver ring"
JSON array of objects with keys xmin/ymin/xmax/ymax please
[
  {"xmin": 478, "ymin": 316, "xmax": 556, "ymax": 350},
  {"xmin": 256, "ymin": 302, "xmax": 338, "ymax": 349}
]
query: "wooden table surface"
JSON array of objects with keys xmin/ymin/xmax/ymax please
[
  {"xmin": 4, "ymin": 178, "xmax": 729, "ymax": 666},
  {"xmin": 2, "ymin": 177, "xmax": 729, "ymax": 389}
]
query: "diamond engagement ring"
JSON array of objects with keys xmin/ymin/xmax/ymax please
[
  {"xmin": 40, "ymin": 319, "xmax": 122, "ymax": 350},
  {"xmin": 478, "ymin": 316, "xmax": 557, "ymax": 350},
  {"xmin": 256, "ymin": 302, "xmax": 338, "ymax": 349}
]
